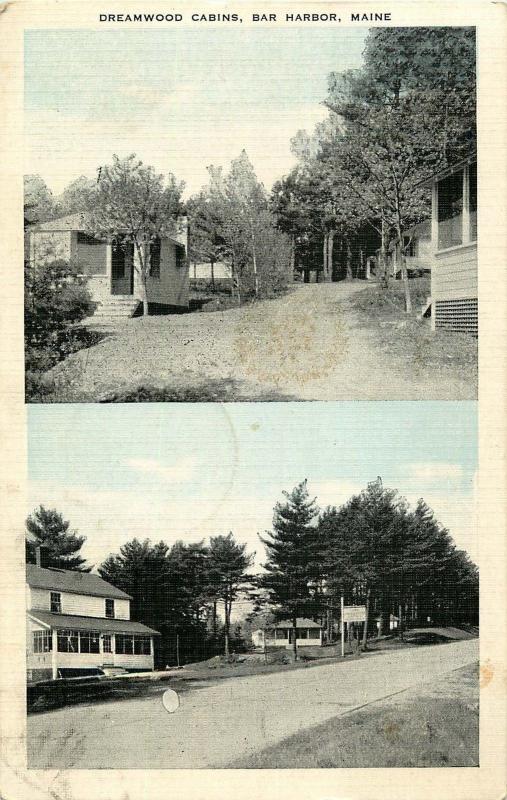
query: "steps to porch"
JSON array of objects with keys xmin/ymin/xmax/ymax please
[{"xmin": 88, "ymin": 296, "xmax": 141, "ymax": 322}]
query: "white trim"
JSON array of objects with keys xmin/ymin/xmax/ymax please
[{"xmin": 27, "ymin": 612, "xmax": 51, "ymax": 629}]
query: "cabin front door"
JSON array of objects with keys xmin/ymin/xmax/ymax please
[{"xmin": 111, "ymin": 242, "xmax": 134, "ymax": 295}]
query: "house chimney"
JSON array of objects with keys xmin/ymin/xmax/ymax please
[{"xmin": 35, "ymin": 545, "xmax": 49, "ymax": 568}]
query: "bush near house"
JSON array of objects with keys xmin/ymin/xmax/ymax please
[{"xmin": 25, "ymin": 259, "xmax": 97, "ymax": 400}]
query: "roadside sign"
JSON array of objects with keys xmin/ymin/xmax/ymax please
[{"xmin": 342, "ymin": 605, "xmax": 367, "ymax": 623}]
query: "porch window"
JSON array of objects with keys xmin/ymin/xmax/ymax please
[
  {"xmin": 297, "ymin": 628, "xmax": 308, "ymax": 639},
  {"xmin": 134, "ymin": 636, "xmax": 151, "ymax": 655},
  {"xmin": 115, "ymin": 634, "xmax": 133, "ymax": 655},
  {"xmin": 105, "ymin": 599, "xmax": 115, "ymax": 619},
  {"xmin": 57, "ymin": 629, "xmax": 79, "ymax": 653},
  {"xmin": 438, "ymin": 170, "xmax": 464, "ymax": 249},
  {"xmin": 102, "ymin": 634, "xmax": 113, "ymax": 653},
  {"xmin": 150, "ymin": 238, "xmax": 161, "ymax": 278},
  {"xmin": 79, "ymin": 631, "xmax": 100, "ymax": 654},
  {"xmin": 33, "ymin": 630, "xmax": 52, "ymax": 653},
  {"xmin": 50, "ymin": 592, "xmax": 61, "ymax": 613}
]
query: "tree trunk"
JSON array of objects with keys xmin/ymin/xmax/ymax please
[
  {"xmin": 224, "ymin": 598, "xmax": 230, "ymax": 657},
  {"xmin": 290, "ymin": 235, "xmax": 296, "ymax": 280},
  {"xmin": 292, "ymin": 614, "xmax": 298, "ymax": 661},
  {"xmin": 134, "ymin": 240, "xmax": 150, "ymax": 316},
  {"xmin": 361, "ymin": 588, "xmax": 371, "ymax": 651},
  {"xmin": 345, "ymin": 236, "xmax": 353, "ymax": 280},
  {"xmin": 380, "ymin": 216, "xmax": 389, "ymax": 289},
  {"xmin": 210, "ymin": 260, "xmax": 215, "ymax": 289},
  {"xmin": 212, "ymin": 600, "xmax": 217, "ymax": 640},
  {"xmin": 251, "ymin": 227, "xmax": 259, "ymax": 298},
  {"xmin": 322, "ymin": 233, "xmax": 328, "ymax": 281},
  {"xmin": 328, "ymin": 230, "xmax": 335, "ymax": 282},
  {"xmin": 396, "ymin": 225, "xmax": 412, "ymax": 312},
  {"xmin": 326, "ymin": 606, "xmax": 332, "ymax": 643}
]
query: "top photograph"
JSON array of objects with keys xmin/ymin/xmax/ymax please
[{"xmin": 24, "ymin": 25, "xmax": 478, "ymax": 403}]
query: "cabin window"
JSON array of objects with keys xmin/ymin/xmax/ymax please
[
  {"xmin": 438, "ymin": 170, "xmax": 464, "ymax": 249},
  {"xmin": 79, "ymin": 631, "xmax": 100, "ymax": 654},
  {"xmin": 469, "ymin": 162, "xmax": 477, "ymax": 242},
  {"xmin": 57, "ymin": 629, "xmax": 79, "ymax": 653},
  {"xmin": 150, "ymin": 238, "xmax": 161, "ymax": 278},
  {"xmin": 33, "ymin": 630, "xmax": 52, "ymax": 653},
  {"xmin": 105, "ymin": 599, "xmax": 115, "ymax": 619},
  {"xmin": 50, "ymin": 592, "xmax": 61, "ymax": 613},
  {"xmin": 297, "ymin": 628, "xmax": 308, "ymax": 639},
  {"xmin": 175, "ymin": 244, "xmax": 185, "ymax": 270},
  {"xmin": 134, "ymin": 636, "xmax": 151, "ymax": 655},
  {"xmin": 77, "ymin": 232, "xmax": 101, "ymax": 246},
  {"xmin": 115, "ymin": 634, "xmax": 133, "ymax": 655},
  {"xmin": 102, "ymin": 634, "xmax": 112, "ymax": 653}
]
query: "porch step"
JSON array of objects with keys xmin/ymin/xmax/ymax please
[{"xmin": 93, "ymin": 298, "xmax": 141, "ymax": 319}]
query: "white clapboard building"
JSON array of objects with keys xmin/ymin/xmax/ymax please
[{"xmin": 26, "ymin": 559, "xmax": 159, "ymax": 682}]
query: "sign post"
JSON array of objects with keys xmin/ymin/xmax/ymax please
[
  {"xmin": 340, "ymin": 596, "xmax": 345, "ymax": 658},
  {"xmin": 341, "ymin": 604, "xmax": 367, "ymax": 657}
]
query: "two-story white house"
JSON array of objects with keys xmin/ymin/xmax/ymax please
[{"xmin": 26, "ymin": 562, "xmax": 159, "ymax": 682}]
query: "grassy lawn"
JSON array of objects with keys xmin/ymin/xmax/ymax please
[
  {"xmin": 231, "ymin": 663, "xmax": 479, "ymax": 768},
  {"xmin": 349, "ymin": 277, "xmax": 478, "ymax": 376}
]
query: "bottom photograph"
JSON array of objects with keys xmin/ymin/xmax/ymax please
[{"xmin": 25, "ymin": 402, "xmax": 478, "ymax": 769}]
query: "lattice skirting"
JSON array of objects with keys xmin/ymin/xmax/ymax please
[{"xmin": 435, "ymin": 298, "xmax": 478, "ymax": 337}]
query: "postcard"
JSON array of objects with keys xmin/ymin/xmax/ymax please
[{"xmin": 0, "ymin": 1, "xmax": 505, "ymax": 799}]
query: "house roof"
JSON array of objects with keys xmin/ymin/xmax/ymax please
[
  {"xmin": 420, "ymin": 154, "xmax": 476, "ymax": 187},
  {"xmin": 36, "ymin": 212, "xmax": 91, "ymax": 232},
  {"xmin": 35, "ymin": 213, "xmax": 187, "ymax": 247},
  {"xmin": 28, "ymin": 610, "xmax": 160, "ymax": 635},
  {"xmin": 26, "ymin": 564, "xmax": 131, "ymax": 600},
  {"xmin": 264, "ymin": 618, "xmax": 323, "ymax": 630}
]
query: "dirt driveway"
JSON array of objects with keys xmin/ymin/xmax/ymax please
[
  {"xmin": 50, "ymin": 283, "xmax": 475, "ymax": 401},
  {"xmin": 27, "ymin": 639, "xmax": 478, "ymax": 769}
]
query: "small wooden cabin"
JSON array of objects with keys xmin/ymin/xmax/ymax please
[
  {"xmin": 29, "ymin": 212, "xmax": 189, "ymax": 318},
  {"xmin": 252, "ymin": 618, "xmax": 324, "ymax": 649},
  {"xmin": 428, "ymin": 157, "xmax": 477, "ymax": 336}
]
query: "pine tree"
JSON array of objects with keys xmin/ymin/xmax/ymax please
[
  {"xmin": 26, "ymin": 505, "xmax": 89, "ymax": 571},
  {"xmin": 208, "ymin": 533, "xmax": 254, "ymax": 657},
  {"xmin": 259, "ymin": 480, "xmax": 320, "ymax": 660}
]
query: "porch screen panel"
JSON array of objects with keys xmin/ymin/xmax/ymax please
[
  {"xmin": 79, "ymin": 631, "xmax": 100, "ymax": 653},
  {"xmin": 469, "ymin": 162, "xmax": 477, "ymax": 242},
  {"xmin": 57, "ymin": 629, "xmax": 79, "ymax": 652},
  {"xmin": 438, "ymin": 170, "xmax": 463, "ymax": 249}
]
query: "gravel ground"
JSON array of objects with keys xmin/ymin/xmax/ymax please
[
  {"xmin": 45, "ymin": 283, "xmax": 476, "ymax": 401},
  {"xmin": 27, "ymin": 638, "xmax": 479, "ymax": 769}
]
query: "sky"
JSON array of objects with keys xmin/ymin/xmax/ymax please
[
  {"xmin": 27, "ymin": 402, "xmax": 478, "ymax": 573},
  {"xmin": 24, "ymin": 27, "xmax": 368, "ymax": 197}
]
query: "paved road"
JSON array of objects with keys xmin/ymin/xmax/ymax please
[
  {"xmin": 55, "ymin": 284, "xmax": 475, "ymax": 400},
  {"xmin": 27, "ymin": 639, "xmax": 478, "ymax": 769}
]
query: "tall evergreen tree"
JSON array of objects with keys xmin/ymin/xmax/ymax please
[
  {"xmin": 26, "ymin": 505, "xmax": 89, "ymax": 571},
  {"xmin": 208, "ymin": 533, "xmax": 254, "ymax": 657},
  {"xmin": 259, "ymin": 480, "xmax": 320, "ymax": 660}
]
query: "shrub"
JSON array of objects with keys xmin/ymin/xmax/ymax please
[{"xmin": 25, "ymin": 259, "xmax": 97, "ymax": 399}]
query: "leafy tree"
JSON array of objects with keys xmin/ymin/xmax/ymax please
[
  {"xmin": 26, "ymin": 506, "xmax": 89, "ymax": 571},
  {"xmin": 259, "ymin": 480, "xmax": 320, "ymax": 659},
  {"xmin": 87, "ymin": 154, "xmax": 184, "ymax": 316},
  {"xmin": 24, "ymin": 175, "xmax": 58, "ymax": 225},
  {"xmin": 208, "ymin": 533, "xmax": 254, "ymax": 657},
  {"xmin": 197, "ymin": 151, "xmax": 292, "ymax": 301},
  {"xmin": 186, "ymin": 189, "xmax": 226, "ymax": 286},
  {"xmin": 58, "ymin": 175, "xmax": 97, "ymax": 216}
]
